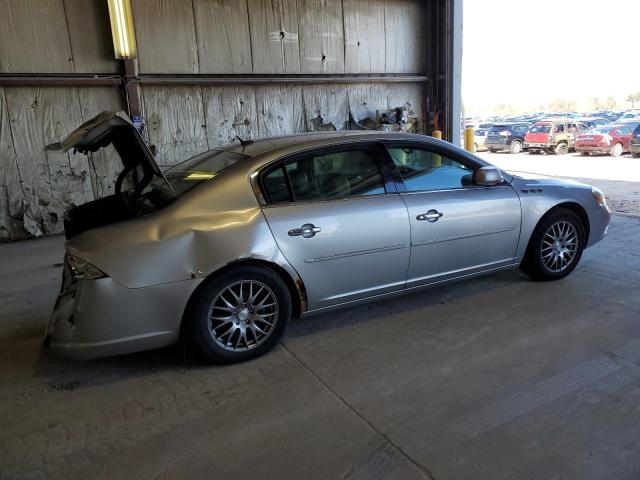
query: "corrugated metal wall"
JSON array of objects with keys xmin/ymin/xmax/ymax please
[{"xmin": 0, "ymin": 0, "xmax": 427, "ymax": 240}]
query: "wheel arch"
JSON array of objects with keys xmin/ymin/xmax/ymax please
[
  {"xmin": 181, "ymin": 259, "xmax": 307, "ymax": 332},
  {"xmin": 534, "ymin": 202, "xmax": 590, "ymax": 247}
]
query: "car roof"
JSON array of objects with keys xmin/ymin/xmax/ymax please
[{"xmin": 220, "ymin": 131, "xmax": 430, "ymax": 158}]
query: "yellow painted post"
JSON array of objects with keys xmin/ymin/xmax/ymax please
[
  {"xmin": 464, "ymin": 127, "xmax": 475, "ymax": 152},
  {"xmin": 431, "ymin": 130, "xmax": 442, "ymax": 166}
]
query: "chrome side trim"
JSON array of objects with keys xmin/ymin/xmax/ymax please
[
  {"xmin": 303, "ymin": 243, "xmax": 407, "ymax": 263},
  {"xmin": 261, "ymin": 192, "xmax": 400, "ymax": 210},
  {"xmin": 302, "ymin": 262, "xmax": 521, "ymax": 316},
  {"xmin": 412, "ymin": 226, "xmax": 517, "ymax": 247},
  {"xmin": 402, "ymin": 185, "xmax": 513, "ymax": 195}
]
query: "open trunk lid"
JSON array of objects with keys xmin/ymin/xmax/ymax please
[
  {"xmin": 45, "ymin": 111, "xmax": 172, "ymax": 239},
  {"xmin": 45, "ymin": 110, "xmax": 169, "ymax": 187}
]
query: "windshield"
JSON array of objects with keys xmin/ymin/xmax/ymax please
[
  {"xmin": 530, "ymin": 124, "xmax": 551, "ymax": 133},
  {"xmin": 143, "ymin": 149, "xmax": 248, "ymax": 205}
]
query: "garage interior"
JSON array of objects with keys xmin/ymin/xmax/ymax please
[{"xmin": 2, "ymin": 1, "xmax": 640, "ymax": 479}]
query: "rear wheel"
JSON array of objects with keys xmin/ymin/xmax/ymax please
[
  {"xmin": 554, "ymin": 142, "xmax": 568, "ymax": 155},
  {"xmin": 580, "ymin": 151, "xmax": 589, "ymax": 156},
  {"xmin": 610, "ymin": 142, "xmax": 623, "ymax": 157},
  {"xmin": 633, "ymin": 152, "xmax": 640, "ymax": 158},
  {"xmin": 529, "ymin": 149, "xmax": 539, "ymax": 155},
  {"xmin": 510, "ymin": 140, "xmax": 523, "ymax": 154},
  {"xmin": 489, "ymin": 148, "xmax": 497, "ymax": 153},
  {"xmin": 520, "ymin": 208, "xmax": 585, "ymax": 281},
  {"xmin": 185, "ymin": 265, "xmax": 292, "ymax": 363}
]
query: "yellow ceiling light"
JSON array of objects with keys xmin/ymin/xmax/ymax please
[{"xmin": 107, "ymin": 0, "xmax": 137, "ymax": 59}]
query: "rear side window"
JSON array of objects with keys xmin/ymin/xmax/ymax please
[{"xmin": 262, "ymin": 147, "xmax": 386, "ymax": 204}]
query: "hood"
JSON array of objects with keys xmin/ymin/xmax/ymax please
[
  {"xmin": 45, "ymin": 110, "xmax": 169, "ymax": 187},
  {"xmin": 508, "ymin": 171, "xmax": 590, "ymax": 188}
]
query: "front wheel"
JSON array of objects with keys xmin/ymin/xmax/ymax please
[
  {"xmin": 520, "ymin": 208, "xmax": 585, "ymax": 281},
  {"xmin": 185, "ymin": 265, "xmax": 292, "ymax": 363}
]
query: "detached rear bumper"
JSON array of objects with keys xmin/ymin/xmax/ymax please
[{"xmin": 45, "ymin": 273, "xmax": 198, "ymax": 359}]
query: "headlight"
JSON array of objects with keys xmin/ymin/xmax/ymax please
[
  {"xmin": 591, "ymin": 187, "xmax": 607, "ymax": 207},
  {"xmin": 67, "ymin": 254, "xmax": 107, "ymax": 280}
]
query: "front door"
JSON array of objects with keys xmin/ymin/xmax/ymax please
[
  {"xmin": 260, "ymin": 145, "xmax": 411, "ymax": 310},
  {"xmin": 384, "ymin": 143, "xmax": 522, "ymax": 287}
]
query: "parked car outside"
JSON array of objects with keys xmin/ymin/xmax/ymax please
[
  {"xmin": 524, "ymin": 119, "xmax": 589, "ymax": 154},
  {"xmin": 575, "ymin": 125, "xmax": 634, "ymax": 156},
  {"xmin": 485, "ymin": 122, "xmax": 531, "ymax": 154},
  {"xmin": 44, "ymin": 111, "xmax": 611, "ymax": 363},
  {"xmin": 630, "ymin": 123, "xmax": 640, "ymax": 158},
  {"xmin": 474, "ymin": 128, "xmax": 490, "ymax": 152}
]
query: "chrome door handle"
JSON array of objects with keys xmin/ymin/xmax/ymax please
[
  {"xmin": 416, "ymin": 210, "xmax": 443, "ymax": 222},
  {"xmin": 288, "ymin": 223, "xmax": 322, "ymax": 238}
]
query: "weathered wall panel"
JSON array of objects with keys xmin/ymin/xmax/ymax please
[
  {"xmin": 202, "ymin": 86, "xmax": 258, "ymax": 147},
  {"xmin": 143, "ymin": 86, "xmax": 209, "ymax": 166},
  {"xmin": 343, "ymin": 0, "xmax": 386, "ymax": 73},
  {"xmin": 298, "ymin": 0, "xmax": 345, "ymax": 73},
  {"xmin": 387, "ymin": 83, "xmax": 424, "ymax": 127},
  {"xmin": 248, "ymin": 0, "xmax": 301, "ymax": 74},
  {"xmin": 0, "ymin": 0, "xmax": 73, "ymax": 73},
  {"xmin": 384, "ymin": 0, "xmax": 425, "ymax": 73},
  {"xmin": 302, "ymin": 85, "xmax": 349, "ymax": 131},
  {"xmin": 255, "ymin": 85, "xmax": 304, "ymax": 137},
  {"xmin": 0, "ymin": 89, "xmax": 27, "ymax": 240},
  {"xmin": 193, "ymin": 0, "xmax": 252, "ymax": 74},
  {"xmin": 133, "ymin": 0, "xmax": 199, "ymax": 74},
  {"xmin": 347, "ymin": 83, "xmax": 387, "ymax": 124},
  {"xmin": 4, "ymin": 88, "xmax": 93, "ymax": 236},
  {"xmin": 63, "ymin": 0, "xmax": 119, "ymax": 73}
]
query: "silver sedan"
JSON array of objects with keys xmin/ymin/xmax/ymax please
[{"xmin": 45, "ymin": 112, "xmax": 611, "ymax": 362}]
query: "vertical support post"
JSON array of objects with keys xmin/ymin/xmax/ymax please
[
  {"xmin": 450, "ymin": 0, "xmax": 463, "ymax": 146},
  {"xmin": 123, "ymin": 58, "xmax": 142, "ymax": 121}
]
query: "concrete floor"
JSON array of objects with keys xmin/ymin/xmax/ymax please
[{"xmin": 1, "ymin": 214, "xmax": 640, "ymax": 480}]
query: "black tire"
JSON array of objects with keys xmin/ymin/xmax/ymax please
[
  {"xmin": 529, "ymin": 149, "xmax": 539, "ymax": 155},
  {"xmin": 633, "ymin": 152, "xmax": 640, "ymax": 158},
  {"xmin": 184, "ymin": 265, "xmax": 292, "ymax": 363},
  {"xmin": 554, "ymin": 142, "xmax": 568, "ymax": 155},
  {"xmin": 609, "ymin": 142, "xmax": 623, "ymax": 157},
  {"xmin": 580, "ymin": 151, "xmax": 589, "ymax": 156},
  {"xmin": 510, "ymin": 140, "xmax": 523, "ymax": 154},
  {"xmin": 520, "ymin": 208, "xmax": 585, "ymax": 281},
  {"xmin": 489, "ymin": 148, "xmax": 497, "ymax": 153}
]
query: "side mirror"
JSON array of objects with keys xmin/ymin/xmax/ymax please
[{"xmin": 474, "ymin": 166, "xmax": 503, "ymax": 186}]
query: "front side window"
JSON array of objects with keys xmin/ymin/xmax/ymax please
[
  {"xmin": 262, "ymin": 147, "xmax": 385, "ymax": 203},
  {"xmin": 386, "ymin": 146, "xmax": 473, "ymax": 192}
]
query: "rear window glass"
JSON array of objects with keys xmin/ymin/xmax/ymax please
[
  {"xmin": 530, "ymin": 124, "xmax": 551, "ymax": 133},
  {"xmin": 150, "ymin": 149, "xmax": 248, "ymax": 197}
]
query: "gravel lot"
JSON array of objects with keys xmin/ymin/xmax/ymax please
[{"xmin": 478, "ymin": 151, "xmax": 640, "ymax": 217}]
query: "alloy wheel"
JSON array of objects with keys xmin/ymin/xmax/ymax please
[
  {"xmin": 541, "ymin": 220, "xmax": 578, "ymax": 273},
  {"xmin": 208, "ymin": 280, "xmax": 279, "ymax": 352}
]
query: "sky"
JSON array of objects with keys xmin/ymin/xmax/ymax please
[{"xmin": 462, "ymin": 0, "xmax": 640, "ymax": 114}]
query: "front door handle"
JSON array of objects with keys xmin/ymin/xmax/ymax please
[
  {"xmin": 288, "ymin": 223, "xmax": 322, "ymax": 238},
  {"xmin": 417, "ymin": 210, "xmax": 443, "ymax": 222}
]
